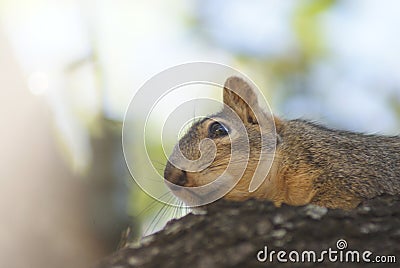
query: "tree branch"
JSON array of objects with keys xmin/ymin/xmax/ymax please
[{"xmin": 97, "ymin": 195, "xmax": 400, "ymax": 267}]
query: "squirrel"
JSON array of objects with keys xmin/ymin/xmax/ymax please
[{"xmin": 164, "ymin": 76, "xmax": 400, "ymax": 210}]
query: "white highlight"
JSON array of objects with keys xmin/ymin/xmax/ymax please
[{"xmin": 27, "ymin": 71, "xmax": 49, "ymax": 95}]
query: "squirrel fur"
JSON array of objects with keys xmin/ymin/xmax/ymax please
[{"xmin": 164, "ymin": 76, "xmax": 400, "ymax": 210}]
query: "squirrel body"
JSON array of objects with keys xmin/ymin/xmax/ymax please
[
  {"xmin": 164, "ymin": 76, "xmax": 400, "ymax": 209},
  {"xmin": 268, "ymin": 119, "xmax": 400, "ymax": 209}
]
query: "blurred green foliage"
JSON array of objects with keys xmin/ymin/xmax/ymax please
[{"xmin": 293, "ymin": 0, "xmax": 336, "ymax": 60}]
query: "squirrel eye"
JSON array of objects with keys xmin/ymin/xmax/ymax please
[{"xmin": 208, "ymin": 121, "xmax": 229, "ymax": 138}]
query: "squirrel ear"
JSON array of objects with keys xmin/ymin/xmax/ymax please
[{"xmin": 223, "ymin": 76, "xmax": 259, "ymax": 124}]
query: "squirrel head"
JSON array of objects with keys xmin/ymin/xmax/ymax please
[{"xmin": 164, "ymin": 76, "xmax": 281, "ymax": 206}]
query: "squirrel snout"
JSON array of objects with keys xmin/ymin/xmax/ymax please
[{"xmin": 164, "ymin": 162, "xmax": 188, "ymax": 188}]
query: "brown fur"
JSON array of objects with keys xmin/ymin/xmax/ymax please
[{"xmin": 164, "ymin": 76, "xmax": 400, "ymax": 210}]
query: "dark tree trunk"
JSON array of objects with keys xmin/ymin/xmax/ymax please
[{"xmin": 97, "ymin": 195, "xmax": 400, "ymax": 267}]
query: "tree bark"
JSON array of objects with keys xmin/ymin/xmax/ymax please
[{"xmin": 97, "ymin": 195, "xmax": 400, "ymax": 267}]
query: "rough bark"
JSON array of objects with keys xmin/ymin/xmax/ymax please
[{"xmin": 97, "ymin": 195, "xmax": 400, "ymax": 267}]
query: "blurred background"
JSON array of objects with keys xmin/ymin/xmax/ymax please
[{"xmin": 1, "ymin": 0, "xmax": 400, "ymax": 267}]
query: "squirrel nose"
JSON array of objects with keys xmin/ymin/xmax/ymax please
[{"xmin": 164, "ymin": 162, "xmax": 188, "ymax": 187}]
